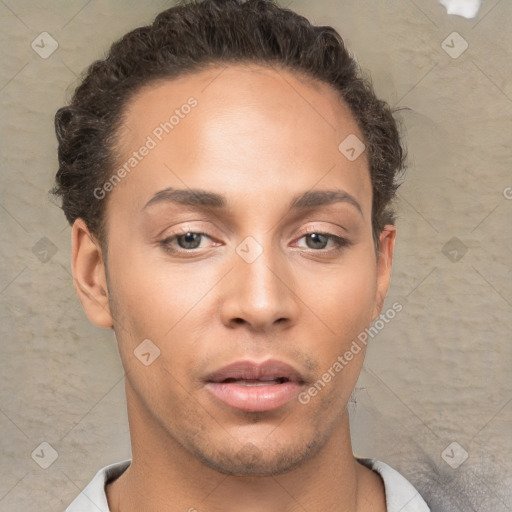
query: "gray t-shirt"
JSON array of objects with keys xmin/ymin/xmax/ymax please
[{"xmin": 65, "ymin": 458, "xmax": 431, "ymax": 512}]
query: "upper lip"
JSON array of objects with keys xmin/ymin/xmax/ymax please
[{"xmin": 205, "ymin": 359, "xmax": 305, "ymax": 384}]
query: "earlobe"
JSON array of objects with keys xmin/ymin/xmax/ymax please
[
  {"xmin": 71, "ymin": 218, "xmax": 113, "ymax": 329},
  {"xmin": 372, "ymin": 226, "xmax": 396, "ymax": 321}
]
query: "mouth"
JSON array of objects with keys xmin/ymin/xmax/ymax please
[
  {"xmin": 204, "ymin": 359, "xmax": 305, "ymax": 412},
  {"xmin": 219, "ymin": 376, "xmax": 290, "ymax": 386}
]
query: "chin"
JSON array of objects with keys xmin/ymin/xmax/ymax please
[{"xmin": 189, "ymin": 433, "xmax": 325, "ymax": 477}]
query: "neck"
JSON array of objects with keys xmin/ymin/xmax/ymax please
[{"xmin": 106, "ymin": 381, "xmax": 385, "ymax": 512}]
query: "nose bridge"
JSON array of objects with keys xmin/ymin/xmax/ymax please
[
  {"xmin": 241, "ymin": 239, "xmax": 281, "ymax": 298},
  {"xmin": 222, "ymin": 233, "xmax": 297, "ymax": 329}
]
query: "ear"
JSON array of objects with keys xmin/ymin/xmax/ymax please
[
  {"xmin": 71, "ymin": 218, "xmax": 113, "ymax": 329},
  {"xmin": 372, "ymin": 225, "xmax": 396, "ymax": 321}
]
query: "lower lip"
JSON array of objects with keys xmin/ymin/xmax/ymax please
[{"xmin": 205, "ymin": 381, "xmax": 302, "ymax": 412}]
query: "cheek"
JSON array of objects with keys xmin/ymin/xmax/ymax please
[
  {"xmin": 300, "ymin": 251, "xmax": 378, "ymax": 345},
  {"xmin": 106, "ymin": 246, "xmax": 220, "ymax": 376},
  {"xmin": 109, "ymin": 243, "xmax": 196, "ymax": 329},
  {"xmin": 296, "ymin": 249, "xmax": 377, "ymax": 402}
]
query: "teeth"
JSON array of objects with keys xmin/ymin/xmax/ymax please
[
  {"xmin": 236, "ymin": 380, "xmax": 279, "ymax": 386},
  {"xmin": 218, "ymin": 377, "xmax": 289, "ymax": 385},
  {"xmin": 229, "ymin": 378, "xmax": 283, "ymax": 386}
]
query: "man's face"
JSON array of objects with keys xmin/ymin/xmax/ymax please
[{"xmin": 97, "ymin": 64, "xmax": 393, "ymax": 475}]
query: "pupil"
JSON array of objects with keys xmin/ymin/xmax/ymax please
[
  {"xmin": 307, "ymin": 233, "xmax": 327, "ymax": 249},
  {"xmin": 180, "ymin": 232, "xmax": 201, "ymax": 249}
]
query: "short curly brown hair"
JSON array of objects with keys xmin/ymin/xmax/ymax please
[{"xmin": 52, "ymin": 0, "xmax": 405, "ymax": 251}]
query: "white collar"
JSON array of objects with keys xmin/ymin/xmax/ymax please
[{"xmin": 66, "ymin": 457, "xmax": 430, "ymax": 512}]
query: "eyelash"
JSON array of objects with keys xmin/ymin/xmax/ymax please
[{"xmin": 159, "ymin": 229, "xmax": 352, "ymax": 255}]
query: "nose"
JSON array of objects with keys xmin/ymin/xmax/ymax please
[{"xmin": 219, "ymin": 240, "xmax": 299, "ymax": 333}]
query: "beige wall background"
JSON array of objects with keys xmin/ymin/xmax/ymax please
[{"xmin": 0, "ymin": 1, "xmax": 510, "ymax": 511}]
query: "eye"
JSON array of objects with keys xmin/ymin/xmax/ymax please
[
  {"xmin": 296, "ymin": 232, "xmax": 351, "ymax": 251},
  {"xmin": 160, "ymin": 231, "xmax": 214, "ymax": 253},
  {"xmin": 159, "ymin": 229, "xmax": 351, "ymax": 255}
]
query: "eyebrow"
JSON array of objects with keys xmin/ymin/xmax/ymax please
[{"xmin": 142, "ymin": 187, "xmax": 363, "ymax": 216}]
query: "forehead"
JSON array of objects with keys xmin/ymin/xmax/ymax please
[
  {"xmin": 120, "ymin": 63, "xmax": 363, "ymax": 142},
  {"xmin": 111, "ymin": 63, "xmax": 371, "ymax": 216}
]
